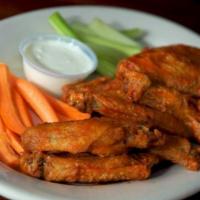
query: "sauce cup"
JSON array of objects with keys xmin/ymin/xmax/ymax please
[{"xmin": 19, "ymin": 34, "xmax": 97, "ymax": 96}]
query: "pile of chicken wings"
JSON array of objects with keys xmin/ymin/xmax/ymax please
[{"xmin": 20, "ymin": 44, "xmax": 200, "ymax": 183}]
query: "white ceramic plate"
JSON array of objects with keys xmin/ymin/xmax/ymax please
[{"xmin": 0, "ymin": 6, "xmax": 200, "ymax": 200}]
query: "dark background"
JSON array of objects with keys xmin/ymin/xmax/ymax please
[
  {"xmin": 0, "ymin": 0, "xmax": 200, "ymax": 34},
  {"xmin": 0, "ymin": 0, "xmax": 200, "ymax": 200}
]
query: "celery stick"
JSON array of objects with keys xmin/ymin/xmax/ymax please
[
  {"xmin": 86, "ymin": 43, "xmax": 123, "ymax": 76},
  {"xmin": 96, "ymin": 58, "xmax": 116, "ymax": 77},
  {"xmin": 48, "ymin": 12, "xmax": 78, "ymax": 38},
  {"xmin": 121, "ymin": 28, "xmax": 144, "ymax": 39},
  {"xmin": 72, "ymin": 22, "xmax": 144, "ymax": 40},
  {"xmin": 48, "ymin": 13, "xmax": 141, "ymax": 56},
  {"xmin": 71, "ymin": 23, "xmax": 142, "ymax": 60},
  {"xmin": 71, "ymin": 23, "xmax": 127, "ymax": 61},
  {"xmin": 79, "ymin": 34, "xmax": 141, "ymax": 56},
  {"xmin": 71, "ymin": 22, "xmax": 96, "ymax": 37},
  {"xmin": 89, "ymin": 18, "xmax": 141, "ymax": 48},
  {"xmin": 87, "ymin": 42, "xmax": 126, "ymax": 64}
]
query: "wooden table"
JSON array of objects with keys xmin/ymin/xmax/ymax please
[{"xmin": 0, "ymin": 0, "xmax": 199, "ymax": 199}]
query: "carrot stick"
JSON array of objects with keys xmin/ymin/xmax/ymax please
[
  {"xmin": 6, "ymin": 128, "xmax": 24, "ymax": 155},
  {"xmin": 0, "ymin": 118, "xmax": 19, "ymax": 167},
  {"xmin": 0, "ymin": 64, "xmax": 25, "ymax": 135},
  {"xmin": 43, "ymin": 91, "xmax": 91, "ymax": 120},
  {"xmin": 15, "ymin": 78, "xmax": 59, "ymax": 123},
  {"xmin": 57, "ymin": 113, "xmax": 71, "ymax": 122},
  {"xmin": 28, "ymin": 109, "xmax": 43, "ymax": 126},
  {"xmin": 0, "ymin": 116, "xmax": 6, "ymax": 132},
  {"xmin": 0, "ymin": 134, "xmax": 19, "ymax": 167},
  {"xmin": 14, "ymin": 90, "xmax": 32, "ymax": 127}
]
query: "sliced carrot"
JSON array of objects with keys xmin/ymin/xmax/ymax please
[
  {"xmin": 43, "ymin": 91, "xmax": 91, "ymax": 120},
  {"xmin": 0, "ymin": 134, "xmax": 19, "ymax": 167},
  {"xmin": 9, "ymin": 72, "xmax": 17, "ymax": 87},
  {"xmin": 14, "ymin": 90, "xmax": 32, "ymax": 127},
  {"xmin": 0, "ymin": 116, "xmax": 5, "ymax": 132},
  {"xmin": 15, "ymin": 78, "xmax": 59, "ymax": 123},
  {"xmin": 0, "ymin": 64, "xmax": 25, "ymax": 135},
  {"xmin": 6, "ymin": 128, "xmax": 24, "ymax": 155},
  {"xmin": 0, "ymin": 118, "xmax": 19, "ymax": 167},
  {"xmin": 29, "ymin": 109, "xmax": 43, "ymax": 126},
  {"xmin": 57, "ymin": 113, "xmax": 71, "ymax": 122}
]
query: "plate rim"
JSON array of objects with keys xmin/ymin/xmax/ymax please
[{"xmin": 1, "ymin": 4, "xmax": 199, "ymax": 39}]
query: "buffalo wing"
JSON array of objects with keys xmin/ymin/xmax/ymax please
[
  {"xmin": 119, "ymin": 44, "xmax": 200, "ymax": 96},
  {"xmin": 20, "ymin": 153, "xmax": 158, "ymax": 183},
  {"xmin": 22, "ymin": 118, "xmax": 165, "ymax": 157}
]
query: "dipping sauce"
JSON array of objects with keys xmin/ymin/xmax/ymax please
[
  {"xmin": 19, "ymin": 34, "xmax": 97, "ymax": 95},
  {"xmin": 24, "ymin": 40, "xmax": 93, "ymax": 75}
]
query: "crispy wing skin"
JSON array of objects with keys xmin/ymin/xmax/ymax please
[
  {"xmin": 140, "ymin": 86, "xmax": 188, "ymax": 114},
  {"xmin": 126, "ymin": 127, "xmax": 164, "ymax": 148},
  {"xmin": 115, "ymin": 64, "xmax": 198, "ymax": 141},
  {"xmin": 119, "ymin": 44, "xmax": 200, "ymax": 96},
  {"xmin": 140, "ymin": 86, "xmax": 200, "ymax": 142},
  {"xmin": 150, "ymin": 135, "xmax": 200, "ymax": 171},
  {"xmin": 22, "ymin": 118, "xmax": 165, "ymax": 157},
  {"xmin": 62, "ymin": 77, "xmax": 111, "ymax": 113},
  {"xmin": 22, "ymin": 118, "xmax": 124, "ymax": 155},
  {"xmin": 189, "ymin": 98, "xmax": 200, "ymax": 113},
  {"xmin": 62, "ymin": 78, "xmax": 189, "ymax": 138},
  {"xmin": 20, "ymin": 153, "xmax": 158, "ymax": 183},
  {"xmin": 116, "ymin": 63, "xmax": 151, "ymax": 102},
  {"xmin": 92, "ymin": 93, "xmax": 189, "ymax": 138}
]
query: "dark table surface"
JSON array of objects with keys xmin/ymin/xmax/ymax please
[{"xmin": 0, "ymin": 0, "xmax": 199, "ymax": 200}]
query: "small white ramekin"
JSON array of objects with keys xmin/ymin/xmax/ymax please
[{"xmin": 19, "ymin": 34, "xmax": 97, "ymax": 96}]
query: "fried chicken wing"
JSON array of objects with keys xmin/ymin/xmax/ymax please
[
  {"xmin": 116, "ymin": 63, "xmax": 151, "ymax": 102},
  {"xmin": 93, "ymin": 93, "xmax": 189, "ymax": 137},
  {"xmin": 62, "ymin": 78, "xmax": 189, "ymax": 138},
  {"xmin": 62, "ymin": 77, "xmax": 111, "ymax": 113},
  {"xmin": 150, "ymin": 135, "xmax": 200, "ymax": 171},
  {"xmin": 22, "ymin": 118, "xmax": 165, "ymax": 157},
  {"xmin": 18, "ymin": 44, "xmax": 200, "ymax": 184},
  {"xmin": 140, "ymin": 86, "xmax": 200, "ymax": 142},
  {"xmin": 20, "ymin": 153, "xmax": 158, "ymax": 183},
  {"xmin": 119, "ymin": 44, "xmax": 200, "ymax": 96},
  {"xmin": 116, "ymin": 64, "xmax": 199, "ymax": 141}
]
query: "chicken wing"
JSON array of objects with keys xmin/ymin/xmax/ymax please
[
  {"xmin": 116, "ymin": 63, "xmax": 151, "ymax": 102},
  {"xmin": 118, "ymin": 44, "xmax": 200, "ymax": 96},
  {"xmin": 20, "ymin": 153, "xmax": 158, "ymax": 183},
  {"xmin": 62, "ymin": 77, "xmax": 111, "ymax": 113},
  {"xmin": 93, "ymin": 92, "xmax": 189, "ymax": 138},
  {"xmin": 62, "ymin": 78, "xmax": 189, "ymax": 138},
  {"xmin": 140, "ymin": 86, "xmax": 200, "ymax": 142},
  {"xmin": 22, "ymin": 118, "xmax": 165, "ymax": 157},
  {"xmin": 150, "ymin": 135, "xmax": 200, "ymax": 171},
  {"xmin": 116, "ymin": 64, "xmax": 199, "ymax": 141}
]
